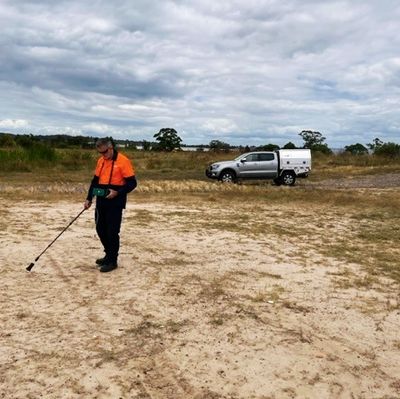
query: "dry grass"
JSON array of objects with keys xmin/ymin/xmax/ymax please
[
  {"xmin": 125, "ymin": 187, "xmax": 400, "ymax": 286},
  {"xmin": 2, "ymin": 171, "xmax": 399, "ymax": 287}
]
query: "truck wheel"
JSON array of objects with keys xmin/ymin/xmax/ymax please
[
  {"xmin": 281, "ymin": 171, "xmax": 296, "ymax": 186},
  {"xmin": 219, "ymin": 170, "xmax": 236, "ymax": 183}
]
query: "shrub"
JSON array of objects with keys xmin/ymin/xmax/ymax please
[
  {"xmin": 0, "ymin": 134, "xmax": 16, "ymax": 147},
  {"xmin": 0, "ymin": 143, "xmax": 57, "ymax": 171},
  {"xmin": 14, "ymin": 134, "xmax": 39, "ymax": 148},
  {"xmin": 344, "ymin": 143, "xmax": 369, "ymax": 155},
  {"xmin": 25, "ymin": 143, "xmax": 57, "ymax": 162},
  {"xmin": 311, "ymin": 144, "xmax": 332, "ymax": 155},
  {"xmin": 374, "ymin": 142, "xmax": 400, "ymax": 158},
  {"xmin": 209, "ymin": 140, "xmax": 231, "ymax": 152}
]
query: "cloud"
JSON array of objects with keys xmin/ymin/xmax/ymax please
[
  {"xmin": 0, "ymin": 0, "xmax": 399, "ymax": 146},
  {"xmin": 0, "ymin": 119, "xmax": 28, "ymax": 129}
]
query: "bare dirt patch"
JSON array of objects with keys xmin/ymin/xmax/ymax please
[{"xmin": 1, "ymin": 189, "xmax": 400, "ymax": 398}]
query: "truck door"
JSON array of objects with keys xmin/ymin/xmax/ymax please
[
  {"xmin": 236, "ymin": 153, "xmax": 259, "ymax": 177},
  {"xmin": 257, "ymin": 153, "xmax": 278, "ymax": 178}
]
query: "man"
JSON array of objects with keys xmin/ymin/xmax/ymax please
[{"xmin": 84, "ymin": 138, "xmax": 137, "ymax": 272}]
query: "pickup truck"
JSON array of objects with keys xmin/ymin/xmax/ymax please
[{"xmin": 205, "ymin": 149, "xmax": 311, "ymax": 186}]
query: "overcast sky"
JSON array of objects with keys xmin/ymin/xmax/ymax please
[{"xmin": 1, "ymin": 0, "xmax": 399, "ymax": 147}]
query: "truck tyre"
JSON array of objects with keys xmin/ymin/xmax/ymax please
[
  {"xmin": 219, "ymin": 170, "xmax": 236, "ymax": 183},
  {"xmin": 281, "ymin": 171, "xmax": 296, "ymax": 186}
]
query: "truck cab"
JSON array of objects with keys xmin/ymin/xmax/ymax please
[{"xmin": 234, "ymin": 152, "xmax": 278, "ymax": 179}]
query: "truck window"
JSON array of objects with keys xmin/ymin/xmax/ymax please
[
  {"xmin": 258, "ymin": 153, "xmax": 275, "ymax": 161},
  {"xmin": 243, "ymin": 154, "xmax": 258, "ymax": 162}
]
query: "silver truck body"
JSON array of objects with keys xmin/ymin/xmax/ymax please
[{"xmin": 205, "ymin": 149, "xmax": 311, "ymax": 185}]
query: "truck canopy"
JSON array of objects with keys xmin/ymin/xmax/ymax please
[{"xmin": 277, "ymin": 149, "xmax": 311, "ymax": 175}]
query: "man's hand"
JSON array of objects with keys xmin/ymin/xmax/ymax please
[
  {"xmin": 84, "ymin": 200, "xmax": 92, "ymax": 210},
  {"xmin": 106, "ymin": 189, "xmax": 118, "ymax": 199}
]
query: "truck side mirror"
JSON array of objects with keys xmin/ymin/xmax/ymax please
[{"xmin": 240, "ymin": 159, "xmax": 247, "ymax": 163}]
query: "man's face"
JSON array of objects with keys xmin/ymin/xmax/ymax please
[{"xmin": 97, "ymin": 145, "xmax": 113, "ymax": 159}]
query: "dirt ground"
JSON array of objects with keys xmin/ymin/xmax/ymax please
[{"xmin": 1, "ymin": 179, "xmax": 400, "ymax": 398}]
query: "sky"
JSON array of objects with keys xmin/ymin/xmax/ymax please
[{"xmin": 0, "ymin": 0, "xmax": 399, "ymax": 147}]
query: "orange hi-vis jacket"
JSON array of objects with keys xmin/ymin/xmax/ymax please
[
  {"xmin": 95, "ymin": 151, "xmax": 135, "ymax": 186},
  {"xmin": 86, "ymin": 150, "xmax": 137, "ymax": 208}
]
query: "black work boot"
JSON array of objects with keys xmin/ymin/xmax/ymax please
[
  {"xmin": 100, "ymin": 262, "xmax": 118, "ymax": 273},
  {"xmin": 95, "ymin": 256, "xmax": 108, "ymax": 266}
]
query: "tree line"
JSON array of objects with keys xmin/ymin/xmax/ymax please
[{"xmin": 1, "ymin": 129, "xmax": 399, "ymax": 157}]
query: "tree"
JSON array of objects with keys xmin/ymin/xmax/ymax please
[
  {"xmin": 364, "ymin": 138, "xmax": 400, "ymax": 157},
  {"xmin": 310, "ymin": 143, "xmax": 332, "ymax": 154},
  {"xmin": 15, "ymin": 134, "xmax": 39, "ymax": 148},
  {"xmin": 299, "ymin": 130, "xmax": 325, "ymax": 147},
  {"xmin": 283, "ymin": 141, "xmax": 297, "ymax": 149},
  {"xmin": 344, "ymin": 143, "xmax": 368, "ymax": 155},
  {"xmin": 299, "ymin": 130, "xmax": 331, "ymax": 154},
  {"xmin": 367, "ymin": 137, "xmax": 383, "ymax": 152},
  {"xmin": 209, "ymin": 140, "xmax": 230, "ymax": 152},
  {"xmin": 153, "ymin": 128, "xmax": 182, "ymax": 152},
  {"xmin": 258, "ymin": 143, "xmax": 280, "ymax": 151}
]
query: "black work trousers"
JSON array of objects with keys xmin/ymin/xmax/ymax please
[{"xmin": 95, "ymin": 199, "xmax": 123, "ymax": 264}]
